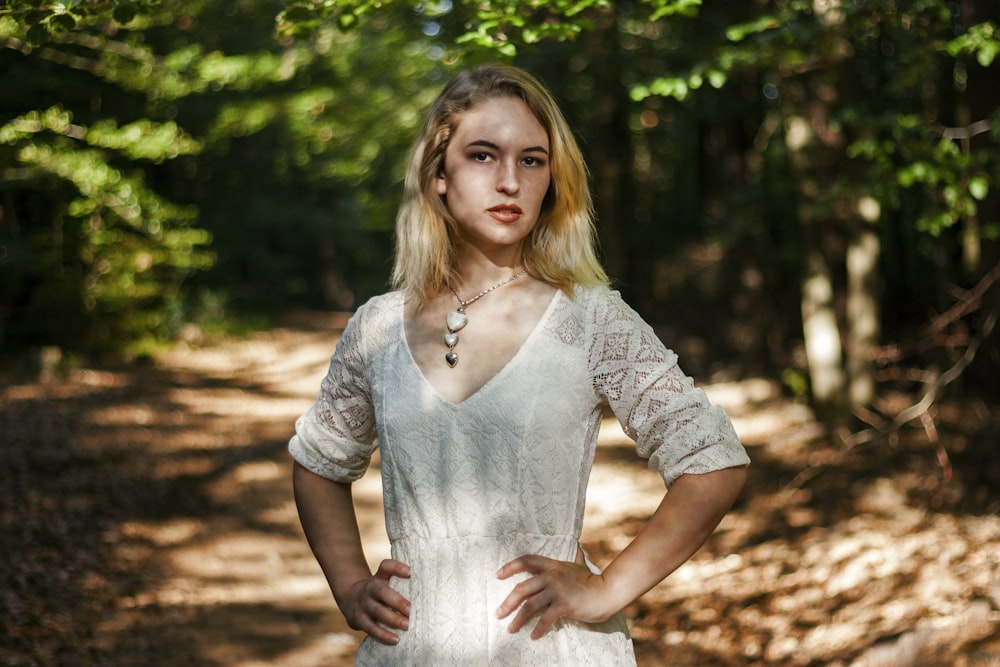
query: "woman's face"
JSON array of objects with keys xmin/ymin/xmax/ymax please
[{"xmin": 435, "ymin": 96, "xmax": 551, "ymax": 258}]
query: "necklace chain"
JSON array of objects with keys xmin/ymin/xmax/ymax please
[
  {"xmin": 448, "ymin": 269, "xmax": 526, "ymax": 312},
  {"xmin": 442, "ymin": 268, "xmax": 526, "ymax": 368}
]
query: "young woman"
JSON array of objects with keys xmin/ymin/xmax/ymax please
[{"xmin": 290, "ymin": 64, "xmax": 750, "ymax": 665}]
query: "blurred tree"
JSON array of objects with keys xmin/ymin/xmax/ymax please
[
  {"xmin": 281, "ymin": 0, "xmax": 999, "ymax": 427},
  {"xmin": 676, "ymin": 0, "xmax": 1000, "ymax": 421},
  {"xmin": 0, "ymin": 0, "xmax": 448, "ymax": 355},
  {"xmin": 5, "ymin": 0, "xmax": 997, "ymax": 435},
  {"xmin": 1, "ymin": 1, "xmax": 211, "ymax": 353}
]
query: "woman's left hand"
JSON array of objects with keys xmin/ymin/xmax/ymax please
[{"xmin": 495, "ymin": 554, "xmax": 613, "ymax": 639}]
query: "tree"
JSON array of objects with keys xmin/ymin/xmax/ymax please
[
  {"xmin": 695, "ymin": 1, "xmax": 1000, "ymax": 421},
  {"xmin": 1, "ymin": 0, "xmax": 447, "ymax": 354},
  {"xmin": 1, "ymin": 1, "xmax": 211, "ymax": 352},
  {"xmin": 278, "ymin": 0, "xmax": 999, "ymax": 427}
]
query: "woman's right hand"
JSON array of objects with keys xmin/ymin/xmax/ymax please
[{"xmin": 342, "ymin": 558, "xmax": 412, "ymax": 644}]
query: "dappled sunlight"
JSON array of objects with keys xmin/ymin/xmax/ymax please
[
  {"xmin": 152, "ymin": 532, "xmax": 327, "ymax": 606},
  {"xmin": 2, "ymin": 317, "xmax": 998, "ymax": 666},
  {"xmin": 638, "ymin": 510, "xmax": 1000, "ymax": 664},
  {"xmin": 703, "ymin": 377, "xmax": 781, "ymax": 410},
  {"xmin": 160, "ymin": 313, "xmax": 351, "ymax": 399},
  {"xmin": 581, "ymin": 380, "xmax": 1000, "ymax": 665},
  {"xmin": 585, "ymin": 376, "xmax": 817, "ymax": 453}
]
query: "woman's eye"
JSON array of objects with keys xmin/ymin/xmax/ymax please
[
  {"xmin": 472, "ymin": 152, "xmax": 491, "ymax": 162},
  {"xmin": 522, "ymin": 156, "xmax": 545, "ymax": 167}
]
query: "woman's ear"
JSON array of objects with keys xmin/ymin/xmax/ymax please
[{"xmin": 435, "ymin": 171, "xmax": 448, "ymax": 196}]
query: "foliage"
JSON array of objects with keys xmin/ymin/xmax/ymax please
[
  {"xmin": 693, "ymin": 1, "xmax": 1000, "ymax": 242},
  {"xmin": 3, "ymin": 0, "xmax": 997, "ymax": 390},
  {"xmin": 0, "ymin": 4, "xmax": 214, "ymax": 352},
  {"xmin": 275, "ymin": 0, "xmax": 1000, "ymax": 416},
  {"xmin": 277, "ymin": 0, "xmax": 701, "ymax": 56},
  {"xmin": 0, "ymin": 0, "xmax": 447, "ymax": 354}
]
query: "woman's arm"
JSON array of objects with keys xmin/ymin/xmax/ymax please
[
  {"xmin": 496, "ymin": 464, "xmax": 747, "ymax": 638},
  {"xmin": 292, "ymin": 462, "xmax": 411, "ymax": 644}
]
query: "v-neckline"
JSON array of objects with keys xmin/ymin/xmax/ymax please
[{"xmin": 400, "ymin": 289, "xmax": 563, "ymax": 407}]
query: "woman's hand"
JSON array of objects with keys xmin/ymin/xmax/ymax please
[
  {"xmin": 342, "ymin": 558, "xmax": 412, "ymax": 645},
  {"xmin": 495, "ymin": 554, "xmax": 613, "ymax": 639}
]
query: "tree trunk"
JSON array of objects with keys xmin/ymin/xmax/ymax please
[
  {"xmin": 846, "ymin": 215, "xmax": 881, "ymax": 409},
  {"xmin": 801, "ymin": 237, "xmax": 847, "ymax": 419},
  {"xmin": 783, "ymin": 109, "xmax": 849, "ymax": 423}
]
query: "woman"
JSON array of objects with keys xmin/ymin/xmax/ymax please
[{"xmin": 290, "ymin": 64, "xmax": 750, "ymax": 665}]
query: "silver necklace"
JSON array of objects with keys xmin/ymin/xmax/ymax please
[{"xmin": 444, "ymin": 269, "xmax": 526, "ymax": 367}]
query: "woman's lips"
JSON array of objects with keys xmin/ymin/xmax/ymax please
[{"xmin": 487, "ymin": 204, "xmax": 523, "ymax": 223}]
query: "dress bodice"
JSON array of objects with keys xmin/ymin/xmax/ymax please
[{"xmin": 290, "ymin": 285, "xmax": 750, "ymax": 665}]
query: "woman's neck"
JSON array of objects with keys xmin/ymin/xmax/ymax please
[{"xmin": 452, "ymin": 246, "xmax": 525, "ymax": 292}]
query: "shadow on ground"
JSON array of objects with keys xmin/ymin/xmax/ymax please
[{"xmin": 1, "ymin": 312, "xmax": 998, "ymax": 666}]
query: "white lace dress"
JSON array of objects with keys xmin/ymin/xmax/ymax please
[{"xmin": 290, "ymin": 285, "xmax": 750, "ymax": 666}]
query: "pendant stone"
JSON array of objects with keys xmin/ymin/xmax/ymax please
[
  {"xmin": 443, "ymin": 270, "xmax": 524, "ymax": 368},
  {"xmin": 444, "ymin": 310, "xmax": 466, "ymax": 368},
  {"xmin": 446, "ymin": 310, "xmax": 468, "ymax": 333}
]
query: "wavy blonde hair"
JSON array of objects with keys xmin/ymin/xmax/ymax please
[{"xmin": 391, "ymin": 64, "xmax": 608, "ymax": 306}]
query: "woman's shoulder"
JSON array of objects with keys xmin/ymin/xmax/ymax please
[
  {"xmin": 352, "ymin": 290, "xmax": 403, "ymax": 319},
  {"xmin": 569, "ymin": 283, "xmax": 661, "ymax": 342},
  {"xmin": 546, "ymin": 284, "xmax": 631, "ymax": 341},
  {"xmin": 341, "ymin": 290, "xmax": 403, "ymax": 339},
  {"xmin": 570, "ymin": 283, "xmax": 630, "ymax": 318}
]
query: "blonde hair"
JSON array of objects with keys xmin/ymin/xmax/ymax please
[{"xmin": 391, "ymin": 64, "xmax": 608, "ymax": 305}]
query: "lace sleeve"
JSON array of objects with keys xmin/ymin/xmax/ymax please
[
  {"xmin": 586, "ymin": 288, "xmax": 750, "ymax": 488},
  {"xmin": 289, "ymin": 306, "xmax": 378, "ymax": 483}
]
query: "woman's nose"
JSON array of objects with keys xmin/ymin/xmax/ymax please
[{"xmin": 496, "ymin": 161, "xmax": 520, "ymax": 193}]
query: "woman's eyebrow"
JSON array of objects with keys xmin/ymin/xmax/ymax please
[{"xmin": 466, "ymin": 139, "xmax": 549, "ymax": 155}]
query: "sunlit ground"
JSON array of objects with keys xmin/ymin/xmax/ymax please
[{"xmin": 1, "ymin": 311, "xmax": 997, "ymax": 666}]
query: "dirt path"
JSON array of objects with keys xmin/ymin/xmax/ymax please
[{"xmin": 2, "ymin": 312, "xmax": 998, "ymax": 666}]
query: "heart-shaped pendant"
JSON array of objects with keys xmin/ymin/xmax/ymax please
[
  {"xmin": 445, "ymin": 351, "xmax": 459, "ymax": 367},
  {"xmin": 446, "ymin": 311, "xmax": 469, "ymax": 333},
  {"xmin": 444, "ymin": 332, "xmax": 459, "ymax": 348}
]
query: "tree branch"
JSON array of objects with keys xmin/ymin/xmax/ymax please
[{"xmin": 845, "ymin": 260, "xmax": 1000, "ymax": 453}]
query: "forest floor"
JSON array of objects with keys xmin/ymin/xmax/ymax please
[{"xmin": 2, "ymin": 311, "xmax": 999, "ymax": 667}]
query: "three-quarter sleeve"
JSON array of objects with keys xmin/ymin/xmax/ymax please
[
  {"xmin": 289, "ymin": 306, "xmax": 378, "ymax": 482},
  {"xmin": 586, "ymin": 288, "xmax": 750, "ymax": 488}
]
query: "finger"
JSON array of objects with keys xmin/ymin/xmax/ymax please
[
  {"xmin": 371, "ymin": 559, "xmax": 412, "ymax": 617},
  {"xmin": 375, "ymin": 558, "xmax": 411, "ymax": 580},
  {"xmin": 497, "ymin": 553, "xmax": 551, "ymax": 579},
  {"xmin": 496, "ymin": 574, "xmax": 548, "ymax": 619},
  {"xmin": 507, "ymin": 590, "xmax": 552, "ymax": 634},
  {"xmin": 530, "ymin": 605, "xmax": 564, "ymax": 640},
  {"xmin": 359, "ymin": 616, "xmax": 403, "ymax": 645},
  {"xmin": 371, "ymin": 579, "xmax": 412, "ymax": 617},
  {"xmin": 354, "ymin": 587, "xmax": 410, "ymax": 644},
  {"xmin": 366, "ymin": 596, "xmax": 410, "ymax": 631}
]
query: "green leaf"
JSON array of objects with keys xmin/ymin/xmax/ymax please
[
  {"xmin": 648, "ymin": 0, "xmax": 702, "ymax": 22},
  {"xmin": 337, "ymin": 12, "xmax": 357, "ymax": 29},
  {"xmin": 708, "ymin": 69, "xmax": 726, "ymax": 88},
  {"xmin": 969, "ymin": 175, "xmax": 990, "ymax": 201},
  {"xmin": 725, "ymin": 15, "xmax": 780, "ymax": 42},
  {"xmin": 947, "ymin": 22, "xmax": 1000, "ymax": 66},
  {"xmin": 978, "ymin": 42, "xmax": 998, "ymax": 67}
]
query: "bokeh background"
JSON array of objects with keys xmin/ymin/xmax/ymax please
[{"xmin": 2, "ymin": 2, "xmax": 998, "ymax": 665}]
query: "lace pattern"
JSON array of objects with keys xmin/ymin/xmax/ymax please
[
  {"xmin": 290, "ymin": 285, "xmax": 749, "ymax": 665},
  {"xmin": 579, "ymin": 287, "xmax": 747, "ymax": 487}
]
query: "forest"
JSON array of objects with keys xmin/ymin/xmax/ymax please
[{"xmin": 2, "ymin": 1, "xmax": 999, "ymax": 665}]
